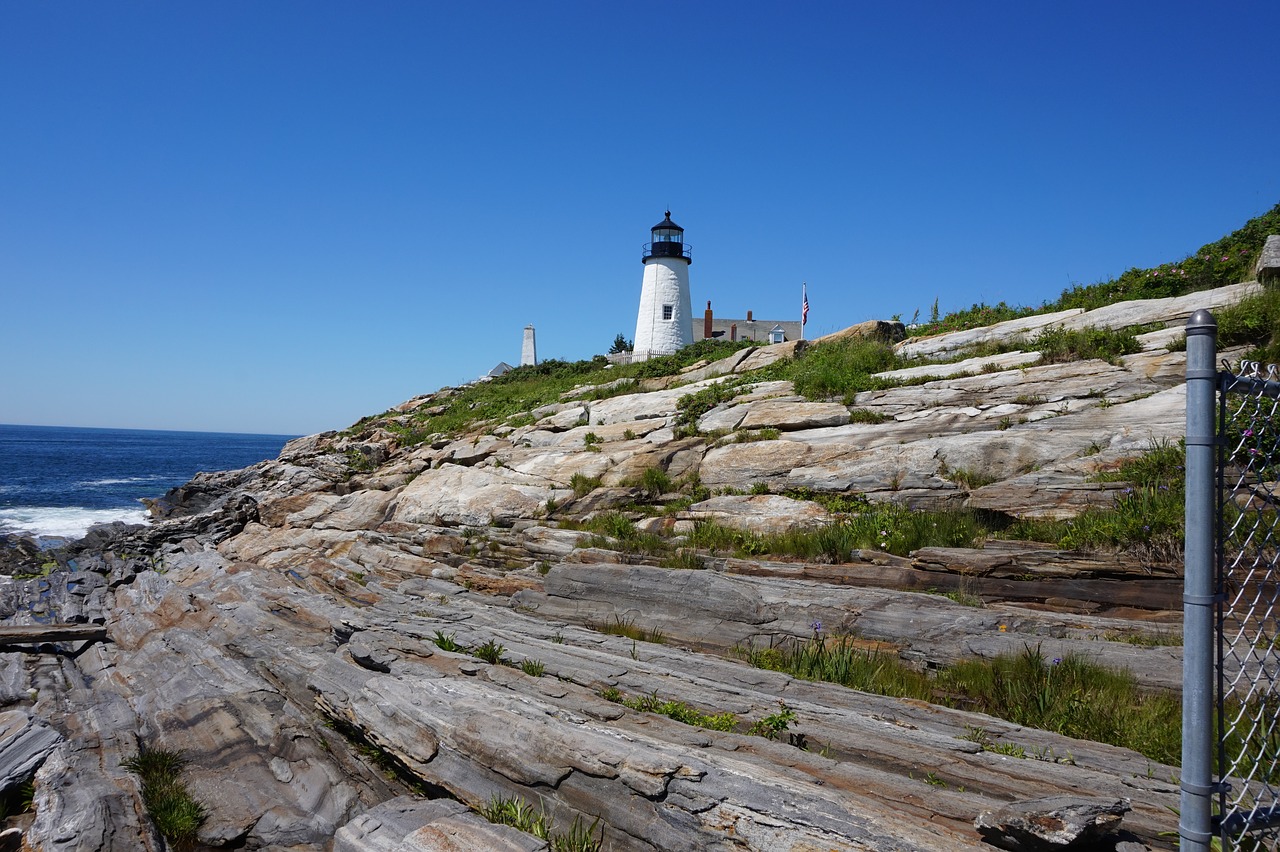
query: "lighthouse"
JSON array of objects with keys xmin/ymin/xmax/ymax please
[{"xmin": 632, "ymin": 211, "xmax": 693, "ymax": 361}]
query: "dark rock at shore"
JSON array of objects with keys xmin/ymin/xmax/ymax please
[{"xmin": 0, "ymin": 537, "xmax": 43, "ymax": 578}]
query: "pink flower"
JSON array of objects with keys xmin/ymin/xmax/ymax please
[{"xmin": 1222, "ymin": 255, "xmax": 1230, "ymax": 261}]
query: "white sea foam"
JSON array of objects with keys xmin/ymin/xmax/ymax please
[
  {"xmin": 76, "ymin": 476, "xmax": 166, "ymax": 487},
  {"xmin": 0, "ymin": 507, "xmax": 149, "ymax": 540}
]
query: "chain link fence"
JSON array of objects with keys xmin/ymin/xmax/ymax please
[{"xmin": 1217, "ymin": 359, "xmax": 1280, "ymax": 849}]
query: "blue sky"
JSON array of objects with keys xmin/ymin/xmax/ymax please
[{"xmin": 3, "ymin": 2, "xmax": 1278, "ymax": 436}]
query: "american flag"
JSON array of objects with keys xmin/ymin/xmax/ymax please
[{"xmin": 802, "ymin": 285, "xmax": 809, "ymax": 326}]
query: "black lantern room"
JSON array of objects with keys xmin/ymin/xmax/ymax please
[{"xmin": 642, "ymin": 211, "xmax": 692, "ymax": 265}]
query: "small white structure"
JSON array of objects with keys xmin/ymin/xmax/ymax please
[
  {"xmin": 521, "ymin": 324, "xmax": 537, "ymax": 367},
  {"xmin": 632, "ymin": 211, "xmax": 693, "ymax": 361}
]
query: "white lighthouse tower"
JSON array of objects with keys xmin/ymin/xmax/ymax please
[{"xmin": 632, "ymin": 211, "xmax": 693, "ymax": 362}]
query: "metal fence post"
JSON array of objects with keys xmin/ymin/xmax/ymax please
[{"xmin": 1181, "ymin": 308, "xmax": 1218, "ymax": 850}]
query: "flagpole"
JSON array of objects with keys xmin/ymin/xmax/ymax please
[{"xmin": 800, "ymin": 283, "xmax": 807, "ymax": 341}]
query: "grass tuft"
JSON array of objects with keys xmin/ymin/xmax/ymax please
[
  {"xmin": 590, "ymin": 615, "xmax": 665, "ymax": 644},
  {"xmin": 121, "ymin": 747, "xmax": 207, "ymax": 851}
]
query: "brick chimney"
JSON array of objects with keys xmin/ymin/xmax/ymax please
[
  {"xmin": 746, "ymin": 310, "xmax": 753, "ymax": 322},
  {"xmin": 730, "ymin": 323, "xmax": 737, "ymax": 342},
  {"xmin": 704, "ymin": 301, "xmax": 713, "ymax": 339}
]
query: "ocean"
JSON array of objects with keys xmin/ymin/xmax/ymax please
[{"xmin": 0, "ymin": 424, "xmax": 298, "ymax": 541}]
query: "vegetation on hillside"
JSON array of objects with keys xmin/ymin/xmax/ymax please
[
  {"xmin": 347, "ymin": 338, "xmax": 758, "ymax": 446},
  {"xmin": 908, "ymin": 201, "xmax": 1280, "ymax": 337}
]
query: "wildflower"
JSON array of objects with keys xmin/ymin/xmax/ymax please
[
  {"xmin": 810, "ymin": 620, "xmax": 823, "ymax": 634},
  {"xmin": 1052, "ymin": 657, "xmax": 1062, "ymax": 665},
  {"xmin": 999, "ymin": 624, "xmax": 1007, "ymax": 632},
  {"xmin": 1222, "ymin": 256, "xmax": 1230, "ymax": 261},
  {"xmin": 1244, "ymin": 429, "xmax": 1255, "ymax": 437}
]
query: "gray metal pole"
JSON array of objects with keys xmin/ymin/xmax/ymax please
[{"xmin": 1181, "ymin": 308, "xmax": 1218, "ymax": 850}]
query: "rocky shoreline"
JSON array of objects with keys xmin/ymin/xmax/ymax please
[{"xmin": 0, "ymin": 282, "xmax": 1261, "ymax": 851}]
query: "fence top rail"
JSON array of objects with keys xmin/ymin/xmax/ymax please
[{"xmin": 1220, "ymin": 360, "xmax": 1280, "ymax": 400}]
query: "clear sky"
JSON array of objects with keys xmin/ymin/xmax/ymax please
[{"xmin": 4, "ymin": 2, "xmax": 1278, "ymax": 436}]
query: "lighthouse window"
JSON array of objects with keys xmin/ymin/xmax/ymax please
[{"xmin": 662, "ymin": 304, "xmax": 673, "ymax": 320}]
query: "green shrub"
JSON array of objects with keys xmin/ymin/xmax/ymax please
[
  {"xmin": 520, "ymin": 659, "xmax": 546, "ymax": 677},
  {"xmin": 747, "ymin": 701, "xmax": 798, "ymax": 740}
]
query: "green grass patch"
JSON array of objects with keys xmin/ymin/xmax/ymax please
[
  {"xmin": 673, "ymin": 380, "xmax": 745, "ymax": 436},
  {"xmin": 848, "ymin": 408, "xmax": 889, "ymax": 424},
  {"xmin": 734, "ymin": 427, "xmax": 782, "ymax": 442},
  {"xmin": 590, "ymin": 615, "xmax": 665, "ymax": 644},
  {"xmin": 766, "ymin": 336, "xmax": 903, "ymax": 402},
  {"xmin": 626, "ymin": 465, "xmax": 674, "ymax": 498},
  {"xmin": 739, "ymin": 637, "xmax": 1181, "ymax": 765},
  {"xmin": 1217, "ymin": 282, "xmax": 1280, "ymax": 364},
  {"xmin": 121, "ymin": 748, "xmax": 208, "ymax": 851},
  {"xmin": 572, "ymin": 511, "xmax": 669, "ymax": 555},
  {"xmin": 479, "ymin": 795, "xmax": 604, "ymax": 852},
  {"xmin": 1004, "ymin": 484, "xmax": 1184, "ymax": 555},
  {"xmin": 1032, "ymin": 325, "xmax": 1143, "ymax": 365},
  {"xmin": 659, "ymin": 549, "xmax": 704, "ymax": 570},
  {"xmin": 480, "ymin": 795, "xmax": 551, "ymax": 840},
  {"xmin": 569, "ymin": 473, "xmax": 601, "ymax": 497},
  {"xmin": 606, "ymin": 689, "xmax": 738, "ymax": 732}
]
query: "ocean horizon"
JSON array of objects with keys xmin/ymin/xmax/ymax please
[{"xmin": 0, "ymin": 423, "xmax": 299, "ymax": 541}]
